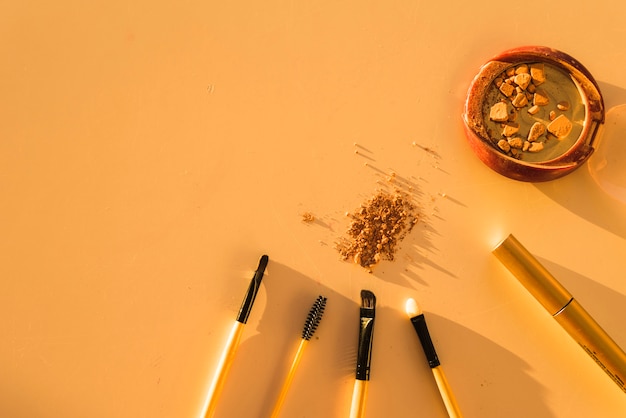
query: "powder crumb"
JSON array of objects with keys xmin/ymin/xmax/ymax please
[
  {"xmin": 301, "ymin": 212, "xmax": 315, "ymax": 223},
  {"xmin": 336, "ymin": 190, "xmax": 419, "ymax": 270}
]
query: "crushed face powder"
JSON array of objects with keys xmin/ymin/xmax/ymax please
[
  {"xmin": 301, "ymin": 212, "xmax": 315, "ymax": 223},
  {"xmin": 336, "ymin": 189, "xmax": 419, "ymax": 270}
]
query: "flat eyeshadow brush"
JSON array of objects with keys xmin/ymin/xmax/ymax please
[
  {"xmin": 201, "ymin": 255, "xmax": 269, "ymax": 418},
  {"xmin": 349, "ymin": 290, "xmax": 376, "ymax": 418},
  {"xmin": 269, "ymin": 295, "xmax": 328, "ymax": 418}
]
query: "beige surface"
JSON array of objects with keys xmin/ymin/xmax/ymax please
[{"xmin": 2, "ymin": 1, "xmax": 626, "ymax": 417}]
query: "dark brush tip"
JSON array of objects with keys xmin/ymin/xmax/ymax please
[
  {"xmin": 256, "ymin": 255, "xmax": 269, "ymax": 273},
  {"xmin": 302, "ymin": 295, "xmax": 327, "ymax": 341},
  {"xmin": 360, "ymin": 289, "xmax": 376, "ymax": 309}
]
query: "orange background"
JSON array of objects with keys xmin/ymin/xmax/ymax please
[{"xmin": 2, "ymin": 1, "xmax": 626, "ymax": 417}]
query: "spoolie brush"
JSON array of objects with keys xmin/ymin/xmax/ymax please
[{"xmin": 269, "ymin": 295, "xmax": 328, "ymax": 418}]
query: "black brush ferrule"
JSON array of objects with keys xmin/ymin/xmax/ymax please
[
  {"xmin": 410, "ymin": 314, "xmax": 440, "ymax": 368},
  {"xmin": 356, "ymin": 308, "xmax": 375, "ymax": 380}
]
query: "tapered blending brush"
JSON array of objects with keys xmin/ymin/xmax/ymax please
[
  {"xmin": 349, "ymin": 290, "xmax": 376, "ymax": 418},
  {"xmin": 269, "ymin": 295, "xmax": 328, "ymax": 418},
  {"xmin": 405, "ymin": 298, "xmax": 463, "ymax": 418},
  {"xmin": 201, "ymin": 255, "xmax": 269, "ymax": 418}
]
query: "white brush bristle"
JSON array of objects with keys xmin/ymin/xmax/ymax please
[{"xmin": 405, "ymin": 298, "xmax": 422, "ymax": 317}]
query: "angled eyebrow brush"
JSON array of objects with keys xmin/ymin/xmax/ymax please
[
  {"xmin": 201, "ymin": 255, "xmax": 269, "ymax": 418},
  {"xmin": 349, "ymin": 290, "xmax": 376, "ymax": 418},
  {"xmin": 269, "ymin": 295, "xmax": 328, "ymax": 418}
]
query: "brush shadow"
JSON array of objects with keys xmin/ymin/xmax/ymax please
[
  {"xmin": 212, "ymin": 261, "xmax": 358, "ymax": 418},
  {"xmin": 364, "ymin": 307, "xmax": 556, "ymax": 418},
  {"xmin": 209, "ymin": 260, "xmax": 557, "ymax": 417},
  {"xmin": 533, "ymin": 81, "xmax": 626, "ymax": 240}
]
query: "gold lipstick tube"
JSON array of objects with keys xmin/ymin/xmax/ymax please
[{"xmin": 493, "ymin": 234, "xmax": 626, "ymax": 394}]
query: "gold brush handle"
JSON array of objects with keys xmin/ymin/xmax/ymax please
[
  {"xmin": 432, "ymin": 366, "xmax": 463, "ymax": 418},
  {"xmin": 269, "ymin": 339, "xmax": 308, "ymax": 418},
  {"xmin": 202, "ymin": 321, "xmax": 246, "ymax": 418},
  {"xmin": 348, "ymin": 379, "xmax": 368, "ymax": 418}
]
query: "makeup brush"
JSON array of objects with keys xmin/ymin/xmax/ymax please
[
  {"xmin": 269, "ymin": 295, "xmax": 328, "ymax": 418},
  {"xmin": 201, "ymin": 255, "xmax": 269, "ymax": 418},
  {"xmin": 349, "ymin": 290, "xmax": 376, "ymax": 418},
  {"xmin": 405, "ymin": 298, "xmax": 463, "ymax": 418}
]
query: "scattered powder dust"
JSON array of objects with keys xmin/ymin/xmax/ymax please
[
  {"xmin": 301, "ymin": 212, "xmax": 315, "ymax": 223},
  {"xmin": 336, "ymin": 189, "xmax": 419, "ymax": 270}
]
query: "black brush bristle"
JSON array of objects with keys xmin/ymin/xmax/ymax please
[
  {"xmin": 301, "ymin": 295, "xmax": 327, "ymax": 341},
  {"xmin": 360, "ymin": 289, "xmax": 376, "ymax": 310}
]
